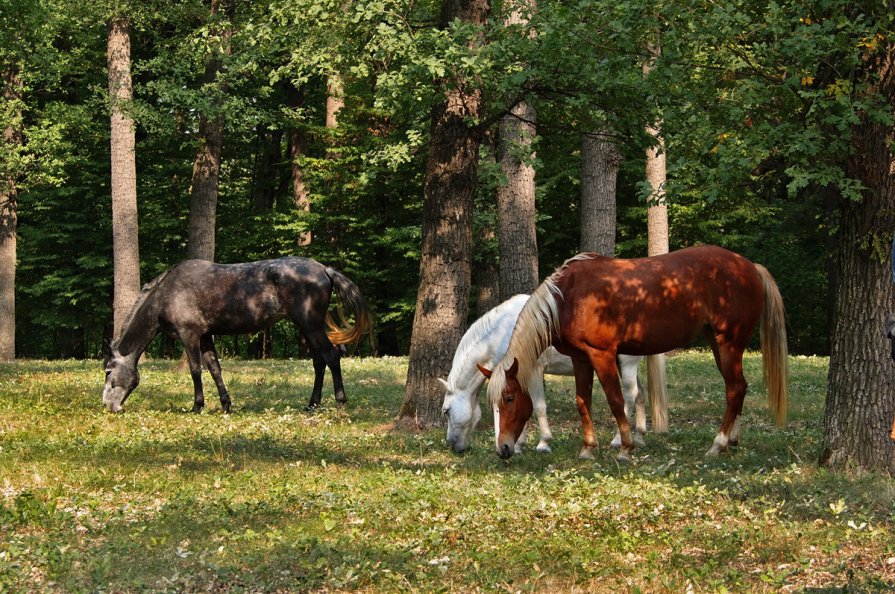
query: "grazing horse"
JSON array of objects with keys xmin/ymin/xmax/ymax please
[
  {"xmin": 103, "ymin": 257, "xmax": 372, "ymax": 413},
  {"xmin": 483, "ymin": 245, "xmax": 788, "ymax": 461},
  {"xmin": 439, "ymin": 294, "xmax": 668, "ymax": 454}
]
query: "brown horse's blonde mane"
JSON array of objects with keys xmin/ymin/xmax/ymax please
[{"xmin": 488, "ymin": 254, "xmax": 596, "ymax": 408}]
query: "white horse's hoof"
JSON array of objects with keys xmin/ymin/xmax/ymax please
[
  {"xmin": 514, "ymin": 445, "xmax": 524, "ymax": 455},
  {"xmin": 536, "ymin": 442, "xmax": 552, "ymax": 453},
  {"xmin": 634, "ymin": 434, "xmax": 646, "ymax": 448},
  {"xmin": 611, "ymin": 435, "xmax": 622, "ymax": 448}
]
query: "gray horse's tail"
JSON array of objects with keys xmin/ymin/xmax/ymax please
[{"xmin": 324, "ymin": 267, "xmax": 374, "ymax": 348}]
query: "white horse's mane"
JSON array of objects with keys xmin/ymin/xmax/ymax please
[{"xmin": 488, "ymin": 254, "xmax": 596, "ymax": 407}]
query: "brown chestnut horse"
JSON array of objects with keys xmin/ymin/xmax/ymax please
[{"xmin": 482, "ymin": 245, "xmax": 788, "ymax": 461}]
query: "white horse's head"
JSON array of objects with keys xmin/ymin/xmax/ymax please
[
  {"xmin": 439, "ymin": 378, "xmax": 482, "ymax": 453},
  {"xmin": 102, "ymin": 347, "xmax": 139, "ymax": 413}
]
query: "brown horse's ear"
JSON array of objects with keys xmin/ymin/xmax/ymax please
[
  {"xmin": 507, "ymin": 358, "xmax": 519, "ymax": 376},
  {"xmin": 476, "ymin": 364, "xmax": 492, "ymax": 378}
]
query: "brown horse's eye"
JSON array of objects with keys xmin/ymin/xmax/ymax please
[{"xmin": 504, "ymin": 394, "xmax": 514, "ymax": 404}]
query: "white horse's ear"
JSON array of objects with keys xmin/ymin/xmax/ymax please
[
  {"xmin": 476, "ymin": 364, "xmax": 492, "ymax": 378},
  {"xmin": 436, "ymin": 378, "xmax": 450, "ymax": 391}
]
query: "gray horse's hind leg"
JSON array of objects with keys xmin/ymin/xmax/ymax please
[
  {"xmin": 200, "ymin": 334, "xmax": 231, "ymax": 413},
  {"xmin": 306, "ymin": 351, "xmax": 327, "ymax": 410}
]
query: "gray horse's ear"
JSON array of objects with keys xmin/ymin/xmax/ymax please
[{"xmin": 436, "ymin": 378, "xmax": 450, "ymax": 391}]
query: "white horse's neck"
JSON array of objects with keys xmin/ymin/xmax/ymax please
[{"xmin": 446, "ymin": 295, "xmax": 528, "ymax": 394}]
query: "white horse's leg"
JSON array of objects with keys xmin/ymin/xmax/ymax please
[
  {"xmin": 612, "ymin": 357, "xmax": 646, "ymax": 448},
  {"xmin": 528, "ymin": 372, "xmax": 553, "ymax": 452}
]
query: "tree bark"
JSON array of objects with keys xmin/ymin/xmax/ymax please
[
  {"xmin": 107, "ymin": 16, "xmax": 141, "ymax": 339},
  {"xmin": 643, "ymin": 41, "xmax": 668, "ymax": 257},
  {"xmin": 822, "ymin": 41, "xmax": 895, "ymax": 473},
  {"xmin": 0, "ymin": 64, "xmax": 21, "ymax": 360},
  {"xmin": 497, "ymin": 99, "xmax": 539, "ymax": 299},
  {"xmin": 399, "ymin": 0, "xmax": 490, "ymax": 428},
  {"xmin": 580, "ymin": 129, "xmax": 620, "ymax": 256},
  {"xmin": 186, "ymin": 0, "xmax": 232, "ymax": 262},
  {"xmin": 326, "ymin": 75, "xmax": 344, "ymax": 130}
]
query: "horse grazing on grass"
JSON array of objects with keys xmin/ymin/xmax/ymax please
[
  {"xmin": 483, "ymin": 245, "xmax": 788, "ymax": 461},
  {"xmin": 103, "ymin": 257, "xmax": 372, "ymax": 414},
  {"xmin": 439, "ymin": 294, "xmax": 668, "ymax": 454}
]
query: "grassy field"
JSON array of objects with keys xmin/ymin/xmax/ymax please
[{"xmin": 1, "ymin": 352, "xmax": 894, "ymax": 593}]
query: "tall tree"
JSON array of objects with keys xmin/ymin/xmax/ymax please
[
  {"xmin": 107, "ymin": 15, "xmax": 141, "ymax": 338},
  {"xmin": 287, "ymin": 84, "xmax": 311, "ymax": 246},
  {"xmin": 822, "ymin": 38, "xmax": 895, "ymax": 473},
  {"xmin": 0, "ymin": 61, "xmax": 20, "ymax": 360},
  {"xmin": 186, "ymin": 0, "xmax": 233, "ymax": 262},
  {"xmin": 398, "ymin": 0, "xmax": 490, "ymax": 428},
  {"xmin": 643, "ymin": 40, "xmax": 668, "ymax": 257},
  {"xmin": 579, "ymin": 129, "xmax": 620, "ymax": 256},
  {"xmin": 496, "ymin": 0, "xmax": 539, "ymax": 299}
]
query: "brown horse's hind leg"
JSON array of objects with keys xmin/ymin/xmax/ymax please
[
  {"xmin": 590, "ymin": 351, "xmax": 634, "ymax": 462},
  {"xmin": 200, "ymin": 335, "xmax": 231, "ymax": 413},
  {"xmin": 571, "ymin": 359, "xmax": 599, "ymax": 460},
  {"xmin": 705, "ymin": 340, "xmax": 748, "ymax": 457}
]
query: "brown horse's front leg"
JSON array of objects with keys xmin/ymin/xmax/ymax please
[
  {"xmin": 572, "ymin": 359, "xmax": 598, "ymax": 459},
  {"xmin": 591, "ymin": 350, "xmax": 633, "ymax": 462}
]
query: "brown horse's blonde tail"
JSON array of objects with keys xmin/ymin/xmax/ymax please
[
  {"xmin": 755, "ymin": 264, "xmax": 788, "ymax": 427},
  {"xmin": 646, "ymin": 353, "xmax": 669, "ymax": 432},
  {"xmin": 324, "ymin": 268, "xmax": 374, "ymax": 349}
]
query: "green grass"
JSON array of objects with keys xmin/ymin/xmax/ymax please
[{"xmin": 1, "ymin": 352, "xmax": 893, "ymax": 592}]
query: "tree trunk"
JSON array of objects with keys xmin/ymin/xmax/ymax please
[
  {"xmin": 399, "ymin": 0, "xmax": 490, "ymax": 428},
  {"xmin": 475, "ymin": 226, "xmax": 500, "ymax": 317},
  {"xmin": 822, "ymin": 41, "xmax": 895, "ymax": 473},
  {"xmin": 287, "ymin": 84, "xmax": 311, "ymax": 246},
  {"xmin": 580, "ymin": 129, "xmax": 620, "ymax": 256},
  {"xmin": 0, "ymin": 64, "xmax": 21, "ymax": 361},
  {"xmin": 643, "ymin": 41, "xmax": 668, "ymax": 257},
  {"xmin": 186, "ymin": 0, "xmax": 231, "ymax": 262},
  {"xmin": 107, "ymin": 16, "xmax": 141, "ymax": 339},
  {"xmin": 497, "ymin": 99, "xmax": 539, "ymax": 299},
  {"xmin": 326, "ymin": 75, "xmax": 344, "ymax": 130}
]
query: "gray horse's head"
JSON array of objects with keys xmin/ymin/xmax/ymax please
[{"xmin": 103, "ymin": 346, "xmax": 139, "ymax": 413}]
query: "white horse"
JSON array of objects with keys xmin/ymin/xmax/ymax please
[{"xmin": 439, "ymin": 294, "xmax": 668, "ymax": 454}]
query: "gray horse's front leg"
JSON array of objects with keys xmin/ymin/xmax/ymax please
[
  {"xmin": 200, "ymin": 335, "xmax": 231, "ymax": 413},
  {"xmin": 182, "ymin": 342, "xmax": 205, "ymax": 413}
]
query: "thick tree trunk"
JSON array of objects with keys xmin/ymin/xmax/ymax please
[
  {"xmin": 186, "ymin": 0, "xmax": 231, "ymax": 262},
  {"xmin": 399, "ymin": 0, "xmax": 489, "ymax": 428},
  {"xmin": 0, "ymin": 64, "xmax": 21, "ymax": 360},
  {"xmin": 326, "ymin": 76, "xmax": 344, "ymax": 130},
  {"xmin": 822, "ymin": 42, "xmax": 895, "ymax": 473},
  {"xmin": 107, "ymin": 16, "xmax": 141, "ymax": 339},
  {"xmin": 497, "ymin": 99, "xmax": 539, "ymax": 299},
  {"xmin": 475, "ymin": 226, "xmax": 500, "ymax": 317},
  {"xmin": 580, "ymin": 129, "xmax": 620, "ymax": 256}
]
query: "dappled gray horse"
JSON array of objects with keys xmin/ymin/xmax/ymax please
[{"xmin": 103, "ymin": 257, "xmax": 372, "ymax": 413}]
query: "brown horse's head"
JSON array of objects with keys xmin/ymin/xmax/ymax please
[{"xmin": 480, "ymin": 358, "xmax": 533, "ymax": 459}]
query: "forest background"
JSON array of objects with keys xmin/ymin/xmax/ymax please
[{"xmin": 4, "ymin": 0, "xmax": 868, "ymax": 359}]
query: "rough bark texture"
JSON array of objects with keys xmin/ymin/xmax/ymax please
[
  {"xmin": 326, "ymin": 76, "xmax": 343, "ymax": 130},
  {"xmin": 580, "ymin": 129, "xmax": 620, "ymax": 256},
  {"xmin": 496, "ymin": 1, "xmax": 538, "ymax": 299},
  {"xmin": 186, "ymin": 0, "xmax": 231, "ymax": 262},
  {"xmin": 822, "ymin": 41, "xmax": 895, "ymax": 473},
  {"xmin": 399, "ymin": 0, "xmax": 489, "ymax": 428},
  {"xmin": 497, "ymin": 100, "xmax": 539, "ymax": 299},
  {"xmin": 643, "ymin": 42, "xmax": 668, "ymax": 257},
  {"xmin": 107, "ymin": 16, "xmax": 141, "ymax": 339},
  {"xmin": 0, "ymin": 64, "xmax": 20, "ymax": 360}
]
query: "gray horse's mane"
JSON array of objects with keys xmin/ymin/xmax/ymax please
[{"xmin": 113, "ymin": 269, "xmax": 170, "ymax": 350}]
